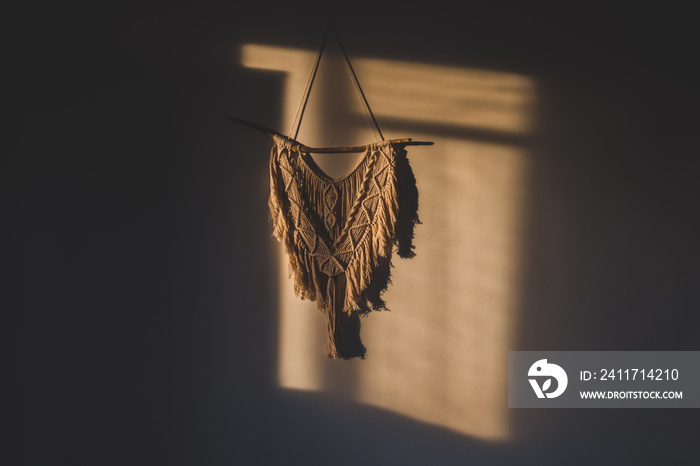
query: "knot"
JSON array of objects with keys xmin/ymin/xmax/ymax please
[{"xmin": 323, "ymin": 184, "xmax": 339, "ymax": 230}]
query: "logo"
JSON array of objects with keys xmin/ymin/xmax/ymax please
[{"xmin": 528, "ymin": 359, "xmax": 568, "ymax": 398}]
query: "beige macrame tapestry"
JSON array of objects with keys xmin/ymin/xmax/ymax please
[
  {"xmin": 230, "ymin": 22, "xmax": 431, "ymax": 358},
  {"xmin": 269, "ymin": 134, "xmax": 402, "ymax": 358}
]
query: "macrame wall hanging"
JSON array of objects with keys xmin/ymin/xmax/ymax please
[{"xmin": 230, "ymin": 22, "xmax": 432, "ymax": 358}]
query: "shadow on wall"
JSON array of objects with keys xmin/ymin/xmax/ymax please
[{"xmin": 240, "ymin": 42, "xmax": 535, "ymax": 441}]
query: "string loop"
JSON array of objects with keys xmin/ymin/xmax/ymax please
[{"xmin": 288, "ymin": 21, "xmax": 384, "ymax": 142}]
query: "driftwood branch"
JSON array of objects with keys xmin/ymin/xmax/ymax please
[
  {"xmin": 227, "ymin": 116, "xmax": 433, "ymax": 153},
  {"xmin": 227, "ymin": 116, "xmax": 283, "ymax": 138}
]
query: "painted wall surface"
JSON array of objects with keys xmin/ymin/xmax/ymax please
[{"xmin": 9, "ymin": 2, "xmax": 700, "ymax": 465}]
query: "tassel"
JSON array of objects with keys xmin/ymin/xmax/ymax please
[{"xmin": 324, "ymin": 275, "xmax": 344, "ymax": 358}]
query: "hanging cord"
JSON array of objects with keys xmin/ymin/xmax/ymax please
[
  {"xmin": 288, "ymin": 22, "xmax": 331, "ymax": 140},
  {"xmin": 330, "ymin": 22, "xmax": 385, "ymax": 142},
  {"xmin": 289, "ymin": 21, "xmax": 385, "ymax": 143}
]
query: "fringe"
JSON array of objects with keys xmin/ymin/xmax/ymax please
[
  {"xmin": 324, "ymin": 275, "xmax": 344, "ymax": 358},
  {"xmin": 343, "ymin": 171, "xmax": 399, "ymax": 312}
]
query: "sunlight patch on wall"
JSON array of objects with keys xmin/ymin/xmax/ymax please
[
  {"xmin": 359, "ymin": 59, "xmax": 534, "ymax": 134},
  {"xmin": 241, "ymin": 44, "xmax": 327, "ymax": 390},
  {"xmin": 240, "ymin": 44, "xmax": 534, "ymax": 440},
  {"xmin": 355, "ymin": 136, "xmax": 528, "ymax": 439}
]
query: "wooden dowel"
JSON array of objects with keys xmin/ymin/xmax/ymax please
[
  {"xmin": 227, "ymin": 116, "xmax": 433, "ymax": 153},
  {"xmin": 294, "ymin": 139, "xmax": 433, "ymax": 153}
]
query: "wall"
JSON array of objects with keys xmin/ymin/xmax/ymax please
[{"xmin": 9, "ymin": 2, "xmax": 700, "ymax": 465}]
